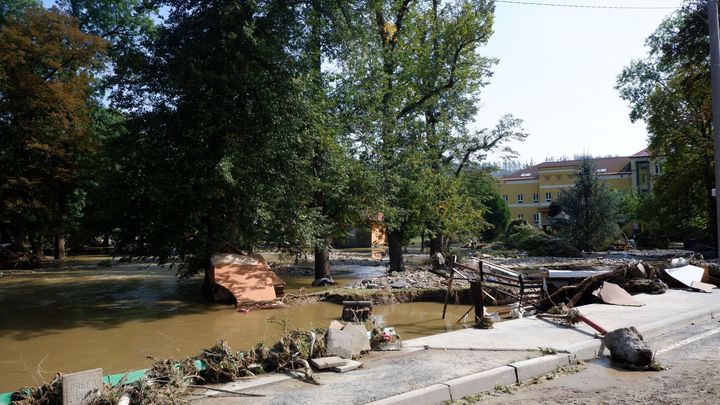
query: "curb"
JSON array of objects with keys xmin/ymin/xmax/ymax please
[
  {"xmin": 444, "ymin": 366, "xmax": 516, "ymax": 400},
  {"xmin": 366, "ymin": 302, "xmax": 720, "ymax": 404},
  {"xmin": 367, "ymin": 383, "xmax": 452, "ymax": 405},
  {"xmin": 508, "ymin": 354, "xmax": 572, "ymax": 382}
]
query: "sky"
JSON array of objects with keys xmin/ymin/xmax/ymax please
[{"xmin": 476, "ymin": 0, "xmax": 688, "ymax": 164}]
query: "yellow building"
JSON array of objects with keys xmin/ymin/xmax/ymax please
[{"xmin": 498, "ymin": 149, "xmax": 660, "ymax": 230}]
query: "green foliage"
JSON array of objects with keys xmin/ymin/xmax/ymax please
[
  {"xmin": 92, "ymin": 0, "xmax": 370, "ymax": 276},
  {"xmin": 335, "ymin": 1, "xmax": 524, "ymax": 269},
  {"xmin": 0, "ymin": 0, "xmax": 39, "ymax": 26},
  {"xmin": 617, "ymin": 0, "xmax": 713, "ymax": 241},
  {"xmin": 504, "ymin": 219, "xmax": 580, "ymax": 257},
  {"xmin": 555, "ymin": 158, "xmax": 621, "ymax": 251},
  {"xmin": 461, "ymin": 169, "xmax": 510, "ymax": 242}
]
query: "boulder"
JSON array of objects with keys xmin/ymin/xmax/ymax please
[{"xmin": 604, "ymin": 327, "xmax": 653, "ymax": 368}]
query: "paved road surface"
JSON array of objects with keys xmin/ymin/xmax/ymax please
[{"xmin": 461, "ymin": 318, "xmax": 720, "ymax": 405}]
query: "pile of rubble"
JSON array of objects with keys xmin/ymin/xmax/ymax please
[{"xmin": 344, "ymin": 269, "xmax": 461, "ymax": 290}]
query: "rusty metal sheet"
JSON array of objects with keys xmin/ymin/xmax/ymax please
[{"xmin": 211, "ymin": 253, "xmax": 285, "ymax": 303}]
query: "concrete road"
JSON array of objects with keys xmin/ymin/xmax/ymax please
[{"xmin": 460, "ymin": 318, "xmax": 720, "ymax": 404}]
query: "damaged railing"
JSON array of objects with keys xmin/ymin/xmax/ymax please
[{"xmin": 440, "ymin": 256, "xmax": 548, "ymax": 326}]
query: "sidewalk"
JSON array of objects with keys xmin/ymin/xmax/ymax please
[{"xmin": 190, "ymin": 289, "xmax": 720, "ymax": 405}]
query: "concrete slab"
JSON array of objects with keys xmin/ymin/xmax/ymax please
[
  {"xmin": 201, "ymin": 374, "xmax": 291, "ymax": 397},
  {"xmin": 332, "ymin": 359, "xmax": 362, "ymax": 373},
  {"xmin": 445, "ymin": 366, "xmax": 517, "ymax": 399},
  {"xmin": 310, "ymin": 357, "xmax": 346, "ymax": 369},
  {"xmin": 510, "ymin": 354, "xmax": 571, "ymax": 382}
]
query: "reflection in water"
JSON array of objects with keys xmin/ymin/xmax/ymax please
[{"xmin": 0, "ymin": 263, "xmax": 474, "ymax": 391}]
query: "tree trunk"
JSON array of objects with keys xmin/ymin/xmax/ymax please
[
  {"xmin": 429, "ymin": 232, "xmax": 443, "ymax": 255},
  {"xmin": 32, "ymin": 240, "xmax": 43, "ymax": 258},
  {"xmin": 54, "ymin": 235, "xmax": 65, "ymax": 260},
  {"xmin": 420, "ymin": 231, "xmax": 425, "ymax": 253},
  {"xmin": 388, "ymin": 229, "xmax": 404, "ymax": 272},
  {"xmin": 13, "ymin": 229, "xmax": 26, "ymax": 248},
  {"xmin": 201, "ymin": 261, "xmax": 215, "ymax": 301},
  {"xmin": 101, "ymin": 235, "xmax": 110, "ymax": 247},
  {"xmin": 314, "ymin": 243, "xmax": 331, "ymax": 281}
]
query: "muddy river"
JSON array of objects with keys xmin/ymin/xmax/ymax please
[{"xmin": 0, "ymin": 262, "xmax": 479, "ymax": 392}]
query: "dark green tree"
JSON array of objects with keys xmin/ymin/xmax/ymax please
[
  {"xmin": 617, "ymin": 0, "xmax": 713, "ymax": 241},
  {"xmin": 555, "ymin": 158, "xmax": 622, "ymax": 251},
  {"xmin": 102, "ymin": 0, "xmax": 356, "ymax": 295}
]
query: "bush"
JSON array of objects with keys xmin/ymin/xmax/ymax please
[{"xmin": 504, "ymin": 220, "xmax": 581, "ymax": 257}]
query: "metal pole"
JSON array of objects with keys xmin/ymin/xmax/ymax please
[{"xmin": 709, "ymin": 0, "xmax": 720, "ymax": 256}]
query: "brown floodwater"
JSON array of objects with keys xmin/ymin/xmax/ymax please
[{"xmin": 0, "ymin": 263, "xmax": 479, "ymax": 392}]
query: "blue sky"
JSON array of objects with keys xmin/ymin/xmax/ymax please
[{"xmin": 476, "ymin": 0, "xmax": 687, "ymax": 163}]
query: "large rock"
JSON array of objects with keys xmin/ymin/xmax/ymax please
[{"xmin": 603, "ymin": 327, "xmax": 653, "ymax": 368}]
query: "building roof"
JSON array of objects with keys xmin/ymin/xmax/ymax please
[
  {"xmin": 629, "ymin": 148, "xmax": 650, "ymax": 158},
  {"xmin": 501, "ymin": 155, "xmax": 636, "ymax": 181}
]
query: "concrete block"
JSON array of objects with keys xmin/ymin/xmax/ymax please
[
  {"xmin": 510, "ymin": 354, "xmax": 571, "ymax": 382},
  {"xmin": 367, "ymin": 384, "xmax": 451, "ymax": 405},
  {"xmin": 62, "ymin": 368, "xmax": 103, "ymax": 405},
  {"xmin": 566, "ymin": 340, "xmax": 602, "ymax": 361},
  {"xmin": 445, "ymin": 366, "xmax": 517, "ymax": 399}
]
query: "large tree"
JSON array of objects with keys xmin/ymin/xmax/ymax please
[
  {"xmin": 102, "ymin": 0, "xmax": 354, "ymax": 295},
  {"xmin": 0, "ymin": 7, "xmax": 107, "ymax": 259},
  {"xmin": 338, "ymin": 0, "xmax": 508, "ymax": 271},
  {"xmin": 617, "ymin": 0, "xmax": 714, "ymax": 241},
  {"xmin": 555, "ymin": 158, "xmax": 622, "ymax": 251}
]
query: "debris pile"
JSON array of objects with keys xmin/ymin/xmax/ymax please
[
  {"xmin": 0, "ymin": 245, "xmax": 41, "ymax": 270},
  {"xmin": 10, "ymin": 329, "xmax": 329, "ymax": 405},
  {"xmin": 345, "ymin": 269, "xmax": 459, "ymax": 290}
]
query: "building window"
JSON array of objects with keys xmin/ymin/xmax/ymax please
[
  {"xmin": 545, "ymin": 192, "xmax": 552, "ymax": 202},
  {"xmin": 532, "ymin": 193, "xmax": 539, "ymax": 203},
  {"xmin": 533, "ymin": 213, "xmax": 540, "ymax": 224},
  {"xmin": 503, "ymin": 195, "xmax": 508, "ymax": 202},
  {"xmin": 655, "ymin": 164, "xmax": 663, "ymax": 174},
  {"xmin": 544, "ymin": 176, "xmax": 550, "ymax": 181},
  {"xmin": 556, "ymin": 175, "xmax": 561, "ymax": 180},
  {"xmin": 517, "ymin": 194, "xmax": 524, "ymax": 203},
  {"xmin": 518, "ymin": 214, "xmax": 524, "ymax": 219}
]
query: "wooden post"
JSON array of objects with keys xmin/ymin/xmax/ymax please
[
  {"xmin": 519, "ymin": 274, "xmax": 525, "ymax": 308},
  {"xmin": 470, "ymin": 260, "xmax": 485, "ymax": 324},
  {"xmin": 442, "ymin": 268, "xmax": 454, "ymax": 319}
]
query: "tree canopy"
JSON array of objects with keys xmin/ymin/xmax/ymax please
[
  {"xmin": 0, "ymin": 6, "xmax": 107, "ymax": 258},
  {"xmin": 617, "ymin": 0, "xmax": 713, "ymax": 241},
  {"xmin": 0, "ymin": 0, "xmax": 524, "ymax": 289}
]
